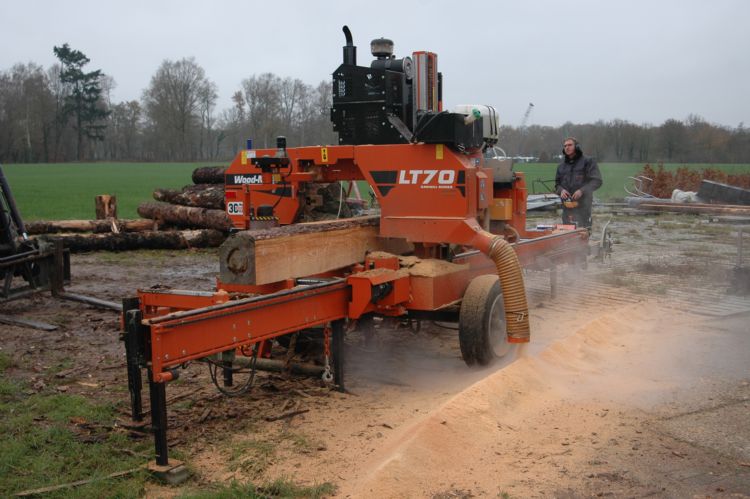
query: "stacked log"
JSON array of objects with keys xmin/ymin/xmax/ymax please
[
  {"xmin": 26, "ymin": 219, "xmax": 155, "ymax": 235},
  {"xmin": 137, "ymin": 202, "xmax": 232, "ymax": 231},
  {"xmin": 153, "ymin": 184, "xmax": 224, "ymax": 209},
  {"xmin": 45, "ymin": 229, "xmax": 226, "ymax": 252},
  {"xmin": 192, "ymin": 166, "xmax": 226, "ymax": 185},
  {"xmin": 140, "ymin": 166, "xmax": 230, "ymax": 230}
]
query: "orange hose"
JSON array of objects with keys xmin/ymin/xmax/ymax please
[{"xmin": 487, "ymin": 235, "xmax": 530, "ymax": 343}]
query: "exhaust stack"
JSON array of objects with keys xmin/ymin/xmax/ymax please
[{"xmin": 342, "ymin": 25, "xmax": 356, "ymax": 66}]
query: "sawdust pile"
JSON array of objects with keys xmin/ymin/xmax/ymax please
[{"xmin": 332, "ymin": 301, "xmax": 750, "ymax": 497}]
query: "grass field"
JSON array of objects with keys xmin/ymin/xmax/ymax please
[
  {"xmin": 2, "ymin": 163, "xmax": 211, "ymax": 221},
  {"xmin": 3, "ymin": 162, "xmax": 750, "ymax": 221}
]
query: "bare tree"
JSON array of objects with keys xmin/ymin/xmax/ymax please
[
  {"xmin": 0, "ymin": 63, "xmax": 56, "ymax": 163},
  {"xmin": 242, "ymin": 73, "xmax": 282, "ymax": 148},
  {"xmin": 658, "ymin": 119, "xmax": 687, "ymax": 162},
  {"xmin": 142, "ymin": 57, "xmax": 217, "ymax": 161}
]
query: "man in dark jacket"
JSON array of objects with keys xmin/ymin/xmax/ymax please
[{"xmin": 555, "ymin": 137, "xmax": 602, "ymax": 230}]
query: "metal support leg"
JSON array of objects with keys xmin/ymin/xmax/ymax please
[
  {"xmin": 123, "ymin": 301, "xmax": 144, "ymax": 422},
  {"xmin": 221, "ymin": 349, "xmax": 235, "ymax": 387},
  {"xmin": 51, "ymin": 239, "xmax": 65, "ymax": 295},
  {"xmin": 331, "ymin": 319, "xmax": 345, "ymax": 392},
  {"xmin": 149, "ymin": 370, "xmax": 169, "ymax": 466}
]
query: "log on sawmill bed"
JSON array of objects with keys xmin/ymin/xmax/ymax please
[{"xmin": 219, "ymin": 216, "xmax": 413, "ymax": 285}]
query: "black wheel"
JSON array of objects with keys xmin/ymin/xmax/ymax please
[{"xmin": 459, "ymin": 275, "xmax": 511, "ymax": 366}]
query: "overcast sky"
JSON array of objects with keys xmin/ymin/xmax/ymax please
[{"xmin": 2, "ymin": 0, "xmax": 748, "ymax": 128}]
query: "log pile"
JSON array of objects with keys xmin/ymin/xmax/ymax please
[
  {"xmin": 31, "ymin": 165, "xmax": 369, "ymax": 253},
  {"xmin": 30, "ymin": 165, "xmax": 233, "ymax": 252}
]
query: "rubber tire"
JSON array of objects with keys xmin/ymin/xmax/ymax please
[{"xmin": 458, "ymin": 274, "xmax": 511, "ymax": 366}]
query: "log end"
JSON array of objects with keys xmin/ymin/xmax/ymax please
[{"xmin": 219, "ymin": 232, "xmax": 257, "ymax": 284}]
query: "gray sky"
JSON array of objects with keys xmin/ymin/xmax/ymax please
[{"xmin": 2, "ymin": 0, "xmax": 748, "ymax": 128}]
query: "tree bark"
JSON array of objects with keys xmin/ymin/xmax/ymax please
[
  {"xmin": 25, "ymin": 219, "xmax": 155, "ymax": 235},
  {"xmin": 137, "ymin": 202, "xmax": 232, "ymax": 231},
  {"xmin": 40, "ymin": 229, "xmax": 226, "ymax": 252},
  {"xmin": 192, "ymin": 166, "xmax": 227, "ymax": 184},
  {"xmin": 153, "ymin": 184, "xmax": 224, "ymax": 209},
  {"xmin": 219, "ymin": 216, "xmax": 412, "ymax": 285}
]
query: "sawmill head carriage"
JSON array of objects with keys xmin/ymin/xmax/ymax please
[
  {"xmin": 223, "ymin": 25, "xmax": 515, "ymax": 236},
  {"xmin": 122, "ymin": 26, "xmax": 591, "ymax": 470}
]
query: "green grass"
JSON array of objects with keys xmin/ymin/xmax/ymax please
[
  {"xmin": 2, "ymin": 162, "xmax": 218, "ymax": 220},
  {"xmin": 3, "ymin": 162, "xmax": 749, "ymax": 221},
  {"xmin": 228, "ymin": 439, "xmax": 276, "ymax": 477},
  {"xmin": 0, "ymin": 357, "xmax": 150, "ymax": 498}
]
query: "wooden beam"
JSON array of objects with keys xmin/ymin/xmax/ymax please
[{"xmin": 219, "ymin": 216, "xmax": 412, "ymax": 285}]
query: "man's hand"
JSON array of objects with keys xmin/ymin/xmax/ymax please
[
  {"xmin": 572, "ymin": 189, "xmax": 583, "ymax": 200},
  {"xmin": 560, "ymin": 189, "xmax": 571, "ymax": 200}
]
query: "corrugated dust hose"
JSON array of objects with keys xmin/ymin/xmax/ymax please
[{"xmin": 488, "ymin": 236, "xmax": 530, "ymax": 343}]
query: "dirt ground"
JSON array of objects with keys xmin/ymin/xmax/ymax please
[{"xmin": 1, "ymin": 210, "xmax": 749, "ymax": 498}]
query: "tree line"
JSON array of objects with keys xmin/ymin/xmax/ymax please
[
  {"xmin": 1, "ymin": 44, "xmax": 748, "ymax": 164},
  {"xmin": 501, "ymin": 116, "xmax": 750, "ymax": 164}
]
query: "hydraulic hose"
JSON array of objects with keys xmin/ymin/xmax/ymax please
[{"xmin": 472, "ymin": 230, "xmax": 530, "ymax": 343}]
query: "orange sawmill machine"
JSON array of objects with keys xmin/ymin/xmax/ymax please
[{"xmin": 122, "ymin": 26, "xmax": 591, "ymax": 470}]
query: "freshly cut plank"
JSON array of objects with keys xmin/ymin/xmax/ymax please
[{"xmin": 220, "ymin": 216, "xmax": 412, "ymax": 285}]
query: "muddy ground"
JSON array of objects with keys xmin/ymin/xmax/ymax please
[{"xmin": 1, "ymin": 210, "xmax": 749, "ymax": 498}]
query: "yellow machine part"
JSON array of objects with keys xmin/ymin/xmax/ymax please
[{"xmin": 489, "ymin": 198, "xmax": 512, "ymax": 220}]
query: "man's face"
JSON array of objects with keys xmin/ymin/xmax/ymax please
[{"xmin": 563, "ymin": 140, "xmax": 576, "ymax": 156}]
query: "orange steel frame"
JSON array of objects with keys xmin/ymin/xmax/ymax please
[
  {"xmin": 135, "ymin": 142, "xmax": 590, "ymax": 382},
  {"xmin": 137, "ymin": 228, "xmax": 588, "ymax": 382},
  {"xmin": 125, "ymin": 141, "xmax": 589, "ymax": 468}
]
